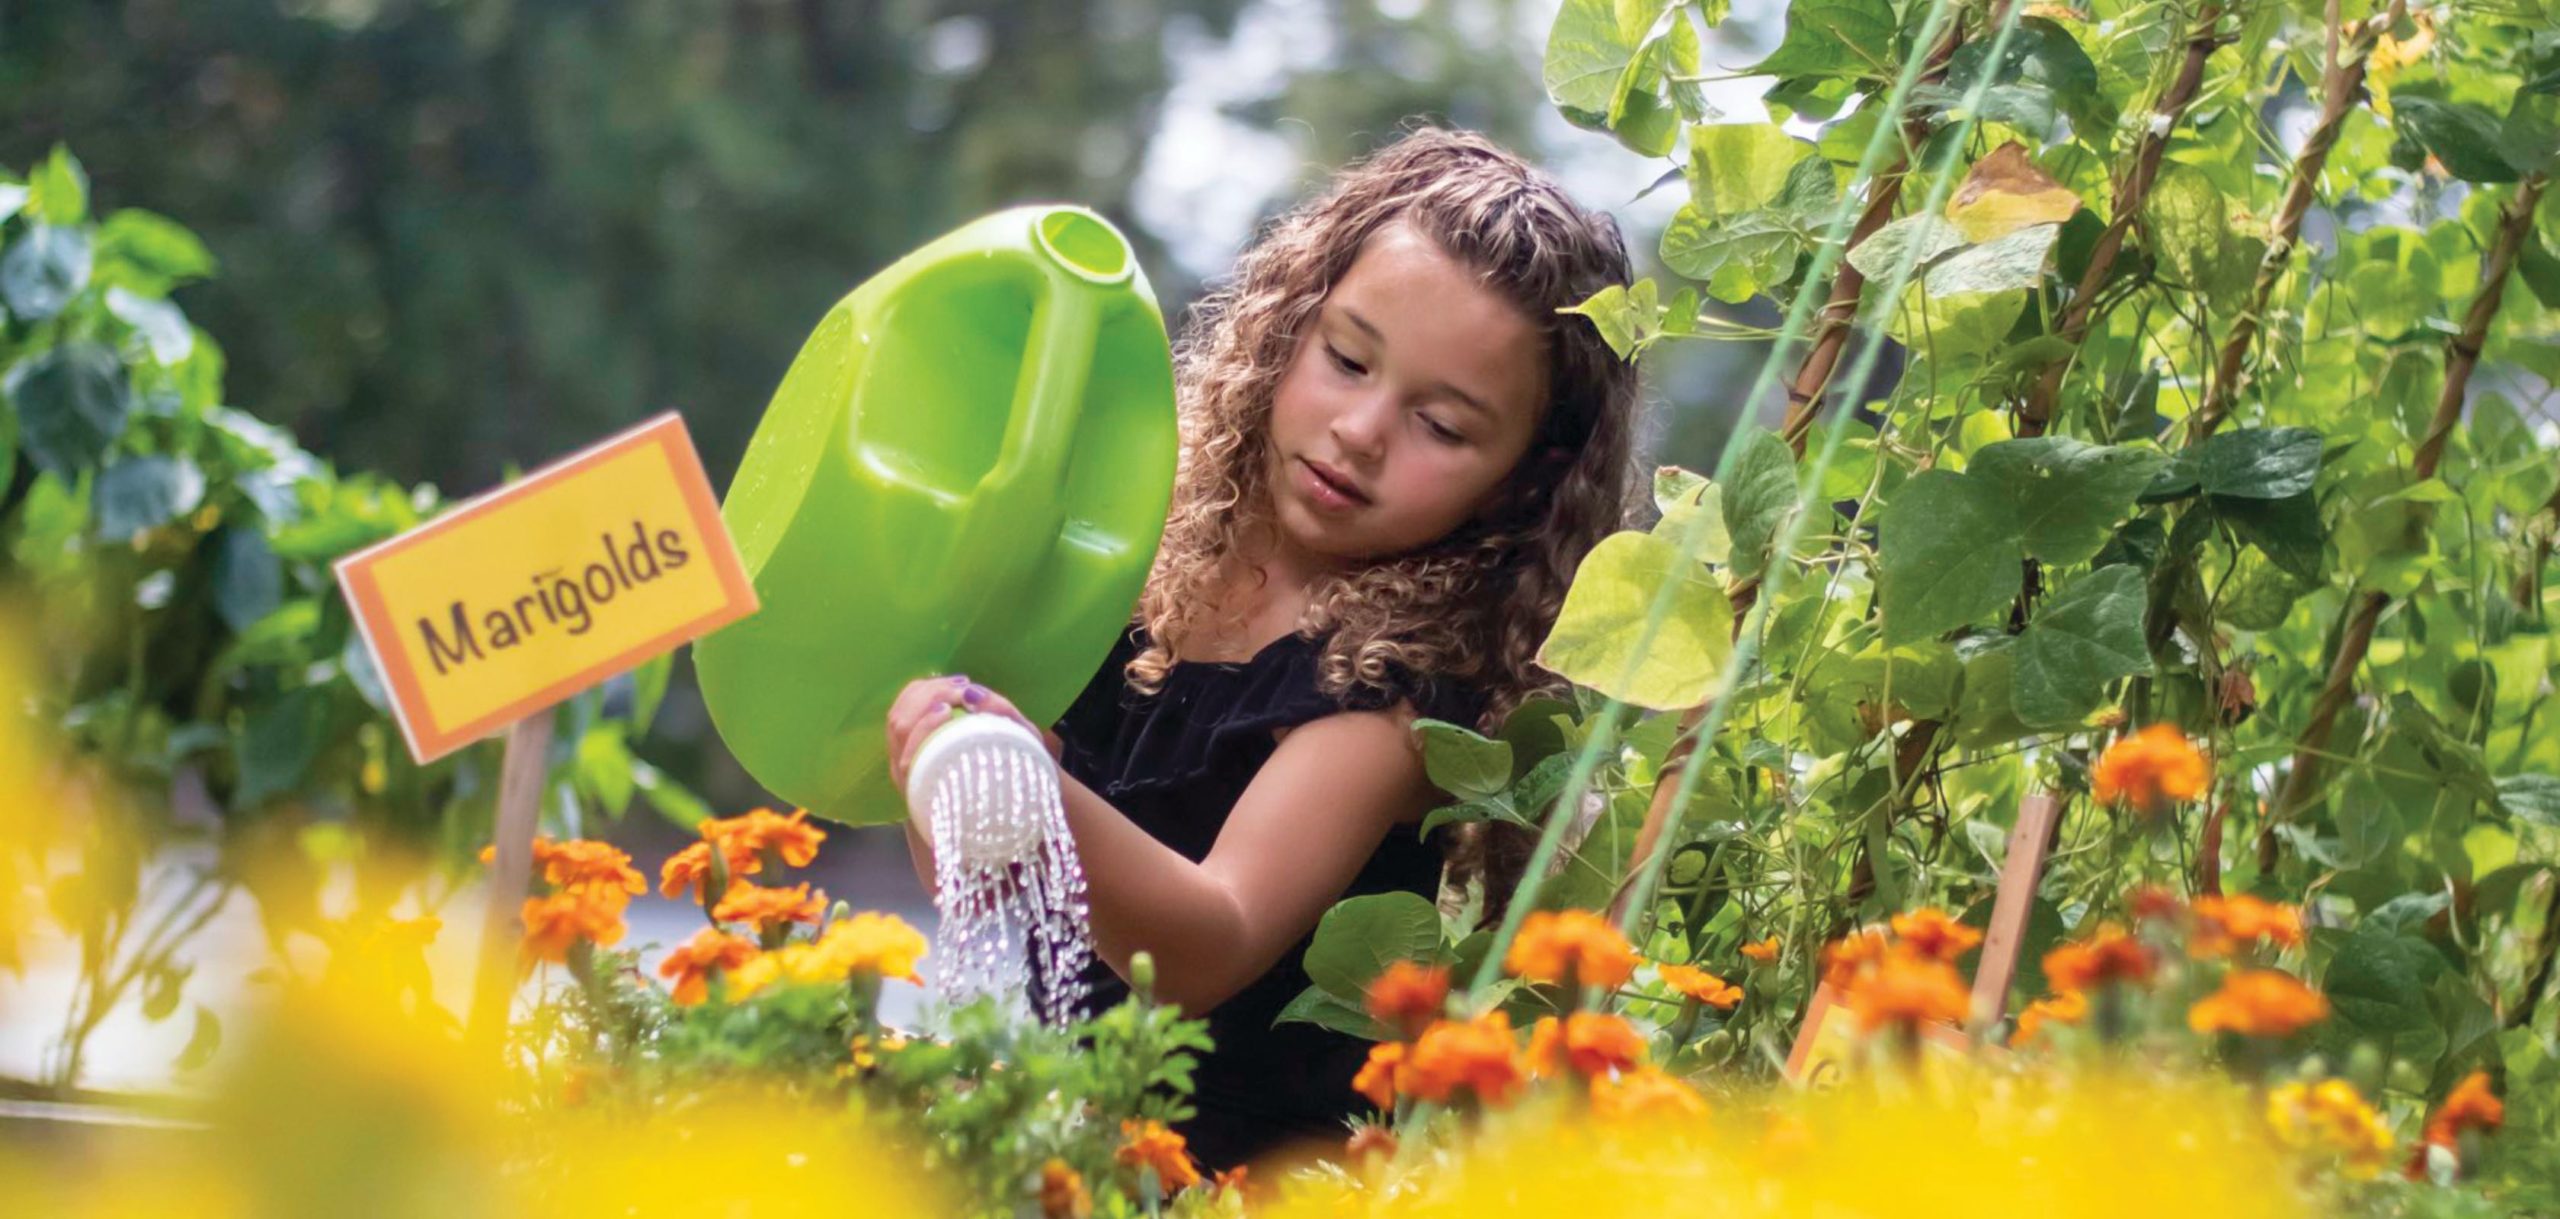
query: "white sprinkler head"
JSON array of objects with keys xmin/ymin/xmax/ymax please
[{"xmin": 904, "ymin": 711, "xmax": 1054, "ymax": 866}]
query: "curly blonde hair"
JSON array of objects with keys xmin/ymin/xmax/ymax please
[{"xmin": 1123, "ymin": 125, "xmax": 1642, "ymax": 735}]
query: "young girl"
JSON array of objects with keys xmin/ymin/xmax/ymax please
[{"xmin": 885, "ymin": 126, "xmax": 1641, "ymax": 1169}]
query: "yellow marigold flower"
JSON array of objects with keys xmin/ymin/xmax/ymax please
[
  {"xmin": 658, "ymin": 838, "xmax": 759, "ymax": 902},
  {"xmin": 1504, "ymin": 909, "xmax": 1638, "ymax": 990},
  {"xmin": 2010, "ymin": 990, "xmax": 2089, "ymax": 1048},
  {"xmin": 724, "ymin": 951, "xmax": 786, "ymax": 1001},
  {"xmin": 1658, "ymin": 963, "xmax": 1742, "ymax": 1010},
  {"xmin": 2091, "ymin": 724, "xmax": 2210, "ymax": 817},
  {"xmin": 1352, "ymin": 1040, "xmax": 1404, "ymax": 1110},
  {"xmin": 2368, "ymin": 8, "xmax": 2434, "ymax": 118},
  {"xmin": 2189, "ymin": 894, "xmax": 2305, "ymax": 958},
  {"xmin": 1402, "ymin": 1010, "xmax": 1527, "ymax": 1106},
  {"xmin": 2043, "ymin": 926, "xmax": 2156, "ymax": 993},
  {"xmin": 656, "ymin": 928, "xmax": 758, "ymax": 1006},
  {"xmin": 1039, "ymin": 1158, "xmax": 1090, "ymax": 1219},
  {"xmin": 1820, "ymin": 927, "xmax": 1890, "ymax": 987},
  {"xmin": 712, "ymin": 881, "xmax": 825, "ymax": 932},
  {"xmin": 1846, "ymin": 950, "xmax": 1969, "ymax": 1033},
  {"xmin": 703, "ymin": 806, "xmax": 827, "ymax": 868},
  {"xmin": 810, "ymin": 911, "xmax": 928, "ymax": 982},
  {"xmin": 1889, "ymin": 907, "xmax": 1983, "ymax": 962},
  {"xmin": 2188, "ymin": 969, "xmax": 2330, "ymax": 1038},
  {"xmin": 519, "ymin": 890, "xmax": 625, "ymax": 964},
  {"xmin": 1739, "ymin": 936, "xmax": 1782, "ymax": 964},
  {"xmin": 2267, "ymin": 1079, "xmax": 2393, "ymax": 1179},
  {"xmin": 1589, "ymin": 1065, "xmax": 1710, "ymax": 1121},
  {"xmin": 1526, "ymin": 1012, "xmax": 1647, "ymax": 1079},
  {"xmin": 1116, "ymin": 1118, "xmax": 1202, "ymax": 1194},
  {"xmin": 1364, "ymin": 960, "xmax": 1450, "ymax": 1039},
  {"xmin": 2420, "ymin": 1070, "xmax": 2504, "ymax": 1151}
]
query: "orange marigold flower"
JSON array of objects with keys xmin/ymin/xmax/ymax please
[
  {"xmin": 1889, "ymin": 908, "xmax": 1983, "ymax": 962},
  {"xmin": 2126, "ymin": 884, "xmax": 2186, "ymax": 924},
  {"xmin": 539, "ymin": 838, "xmax": 645, "ymax": 900},
  {"xmin": 2421, "ymin": 1071, "xmax": 2504, "ymax": 1151},
  {"xmin": 704, "ymin": 806, "xmax": 828, "ymax": 868},
  {"xmin": 2010, "ymin": 990, "xmax": 2089, "ymax": 1048},
  {"xmin": 1739, "ymin": 936, "xmax": 1781, "ymax": 964},
  {"xmin": 2188, "ymin": 969, "xmax": 2330, "ymax": 1038},
  {"xmin": 1364, "ymin": 960, "xmax": 1450, "ymax": 1038},
  {"xmin": 1352, "ymin": 1041, "xmax": 1404, "ymax": 1110},
  {"xmin": 1504, "ymin": 909, "xmax": 1638, "ymax": 990},
  {"xmin": 1116, "ymin": 1118, "xmax": 1202, "ymax": 1194},
  {"xmin": 2268, "ymin": 1079, "xmax": 2393, "ymax": 1180},
  {"xmin": 1589, "ymin": 1065, "xmax": 1710, "ymax": 1121},
  {"xmin": 1039, "ymin": 1158, "xmax": 1091, "ymax": 1219},
  {"xmin": 1402, "ymin": 1011, "xmax": 1527, "ymax": 1107},
  {"xmin": 658, "ymin": 838, "xmax": 760, "ymax": 902},
  {"xmin": 1846, "ymin": 950, "xmax": 1969, "ymax": 1033},
  {"xmin": 1819, "ymin": 927, "xmax": 1891, "ymax": 987},
  {"xmin": 2043, "ymin": 926, "xmax": 2156, "ymax": 993},
  {"xmin": 519, "ymin": 891, "xmax": 625, "ymax": 963},
  {"xmin": 1210, "ymin": 1166, "xmax": 1248, "ymax": 1197},
  {"xmin": 656, "ymin": 928, "xmax": 759, "ymax": 1005},
  {"xmin": 1527, "ymin": 1012, "xmax": 1647, "ymax": 1078},
  {"xmin": 2189, "ymin": 894, "xmax": 2304, "ymax": 957},
  {"xmin": 712, "ymin": 881, "xmax": 825, "ymax": 932},
  {"xmin": 2091, "ymin": 723, "xmax": 2210, "ymax": 817},
  {"xmin": 1658, "ymin": 963, "xmax": 1742, "ymax": 1010},
  {"xmin": 1346, "ymin": 1125, "xmax": 1397, "ymax": 1161}
]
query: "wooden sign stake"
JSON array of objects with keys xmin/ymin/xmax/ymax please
[
  {"xmin": 468, "ymin": 713, "xmax": 556, "ymax": 1048},
  {"xmin": 1967, "ymin": 791, "xmax": 2062, "ymax": 1035}
]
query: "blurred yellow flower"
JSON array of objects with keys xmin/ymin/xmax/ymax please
[{"xmin": 2266, "ymin": 1079, "xmax": 2392, "ymax": 1179}]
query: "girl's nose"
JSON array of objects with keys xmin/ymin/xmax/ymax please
[{"xmin": 1328, "ymin": 391, "xmax": 1394, "ymax": 460}]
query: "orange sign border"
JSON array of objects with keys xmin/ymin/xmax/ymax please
[{"xmin": 335, "ymin": 412, "xmax": 757, "ymax": 763}]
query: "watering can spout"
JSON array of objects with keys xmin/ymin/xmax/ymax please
[
  {"xmin": 694, "ymin": 206, "xmax": 1177, "ymax": 827},
  {"xmin": 1030, "ymin": 207, "xmax": 1134, "ymax": 286}
]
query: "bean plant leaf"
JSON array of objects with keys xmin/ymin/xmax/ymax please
[
  {"xmin": 2392, "ymin": 96, "xmax": 2522, "ymax": 183},
  {"xmin": 1934, "ymin": 18, "xmax": 2113, "ymax": 139},
  {"xmin": 2497, "ymin": 775, "xmax": 2560, "ymax": 828},
  {"xmin": 2321, "ymin": 924, "xmax": 2444, "ymax": 1042},
  {"xmin": 1545, "ymin": 0, "xmax": 1677, "ymax": 115},
  {"xmin": 2211, "ymin": 491, "xmax": 2326, "ymax": 583},
  {"xmin": 1747, "ymin": 0, "xmax": 1895, "ymax": 79},
  {"xmin": 1537, "ymin": 529, "xmax": 1736, "ymax": 711},
  {"xmin": 7, "ymin": 342, "xmax": 132, "ymax": 478},
  {"xmin": 2011, "ymin": 565, "xmax": 2152, "ymax": 726},
  {"xmin": 95, "ymin": 208, "xmax": 218, "ymax": 285},
  {"xmin": 1923, "ymin": 221, "xmax": 2061, "ymax": 295},
  {"xmin": 2189, "ymin": 427, "xmax": 2324, "ymax": 499},
  {"xmin": 1846, "ymin": 214, "xmax": 1964, "ymax": 281},
  {"xmin": 1302, "ymin": 892, "xmax": 1445, "ymax": 1001},
  {"xmin": 1650, "ymin": 467, "xmax": 1732, "ymax": 564},
  {"xmin": 0, "ymin": 224, "xmax": 93, "ymax": 322},
  {"xmin": 1687, "ymin": 122, "xmax": 1816, "ymax": 219},
  {"xmin": 1413, "ymin": 718, "xmax": 1515, "ymax": 802},
  {"xmin": 1877, "ymin": 469, "xmax": 2025, "ymax": 644},
  {"xmin": 1968, "ymin": 437, "xmax": 2168, "ymax": 565},
  {"xmin": 1719, "ymin": 426, "xmax": 1799, "ymax": 574},
  {"xmin": 1943, "ymin": 143, "xmax": 2082, "ymax": 243},
  {"xmin": 1273, "ymin": 985, "xmax": 1390, "ymax": 1040},
  {"xmin": 92, "ymin": 454, "xmax": 206, "ymax": 541}
]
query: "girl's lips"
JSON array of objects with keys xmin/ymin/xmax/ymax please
[{"xmin": 1296, "ymin": 457, "xmax": 1369, "ymax": 512}]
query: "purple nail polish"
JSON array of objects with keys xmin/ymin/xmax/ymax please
[
  {"xmin": 949, "ymin": 674, "xmax": 970, "ymax": 686},
  {"xmin": 962, "ymin": 684, "xmax": 987, "ymax": 707}
]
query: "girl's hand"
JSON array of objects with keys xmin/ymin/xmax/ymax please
[{"xmin": 884, "ymin": 674, "xmax": 1064, "ymax": 791}]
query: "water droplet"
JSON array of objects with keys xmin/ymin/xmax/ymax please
[{"xmin": 919, "ymin": 723, "xmax": 1093, "ymax": 1028}]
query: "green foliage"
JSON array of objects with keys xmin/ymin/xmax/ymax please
[{"xmin": 0, "ymin": 147, "xmax": 687, "ymax": 1092}]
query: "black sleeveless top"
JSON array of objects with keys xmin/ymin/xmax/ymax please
[{"xmin": 1049, "ymin": 622, "xmax": 1487, "ymax": 1171}]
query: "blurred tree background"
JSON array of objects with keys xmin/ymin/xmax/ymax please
[{"xmin": 0, "ymin": 0, "xmax": 1771, "ymax": 810}]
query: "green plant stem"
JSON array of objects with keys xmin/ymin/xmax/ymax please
[
  {"xmin": 2019, "ymin": 0, "xmax": 2234, "ymax": 438},
  {"xmin": 2264, "ymin": 174, "xmax": 2549, "ymax": 847}
]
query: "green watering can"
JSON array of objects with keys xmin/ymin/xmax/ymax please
[{"xmin": 696, "ymin": 206, "xmax": 1178, "ymax": 826}]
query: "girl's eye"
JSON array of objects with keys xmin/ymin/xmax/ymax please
[
  {"xmin": 1421, "ymin": 416, "xmax": 1465, "ymax": 444},
  {"xmin": 1325, "ymin": 345, "xmax": 1366, "ymax": 377}
]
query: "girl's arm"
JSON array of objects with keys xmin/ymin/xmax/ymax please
[{"xmin": 887, "ymin": 678, "xmax": 1440, "ymax": 1016}]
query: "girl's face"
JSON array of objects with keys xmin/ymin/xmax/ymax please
[{"xmin": 1264, "ymin": 222, "xmax": 1549, "ymax": 567}]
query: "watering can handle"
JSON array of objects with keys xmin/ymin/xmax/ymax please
[{"xmin": 939, "ymin": 263, "xmax": 1101, "ymax": 644}]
